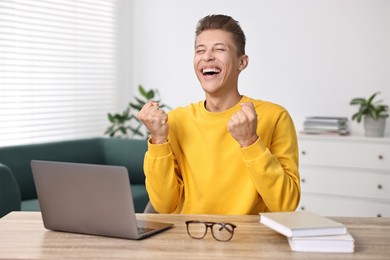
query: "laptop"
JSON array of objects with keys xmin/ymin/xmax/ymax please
[{"xmin": 30, "ymin": 160, "xmax": 173, "ymax": 240}]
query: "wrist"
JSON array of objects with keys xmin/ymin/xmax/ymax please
[
  {"xmin": 150, "ymin": 135, "xmax": 168, "ymax": 144},
  {"xmin": 240, "ymin": 135, "xmax": 259, "ymax": 148}
]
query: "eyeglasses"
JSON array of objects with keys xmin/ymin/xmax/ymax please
[{"xmin": 185, "ymin": 220, "xmax": 236, "ymax": 242}]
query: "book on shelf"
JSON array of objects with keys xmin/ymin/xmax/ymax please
[
  {"xmin": 259, "ymin": 211, "xmax": 347, "ymax": 237},
  {"xmin": 300, "ymin": 129, "xmax": 350, "ymax": 136},
  {"xmin": 304, "ymin": 121, "xmax": 348, "ymax": 128},
  {"xmin": 303, "ymin": 125, "xmax": 348, "ymax": 131},
  {"xmin": 287, "ymin": 232, "xmax": 355, "ymax": 253},
  {"xmin": 302, "ymin": 116, "xmax": 349, "ymax": 135},
  {"xmin": 304, "ymin": 116, "xmax": 348, "ymax": 124}
]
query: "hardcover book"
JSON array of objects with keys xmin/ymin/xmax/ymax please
[
  {"xmin": 259, "ymin": 211, "xmax": 347, "ymax": 237},
  {"xmin": 287, "ymin": 232, "xmax": 355, "ymax": 253}
]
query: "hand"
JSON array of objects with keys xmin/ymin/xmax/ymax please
[
  {"xmin": 137, "ymin": 100, "xmax": 169, "ymax": 144},
  {"xmin": 227, "ymin": 102, "xmax": 259, "ymax": 147}
]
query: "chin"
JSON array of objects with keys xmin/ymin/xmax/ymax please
[{"xmin": 200, "ymin": 81, "xmax": 220, "ymax": 93}]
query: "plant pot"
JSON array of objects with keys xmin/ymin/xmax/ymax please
[{"xmin": 363, "ymin": 116, "xmax": 386, "ymax": 137}]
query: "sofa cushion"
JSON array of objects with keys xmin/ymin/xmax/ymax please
[
  {"xmin": 21, "ymin": 199, "xmax": 39, "ymax": 212},
  {"xmin": 99, "ymin": 138, "xmax": 147, "ymax": 184},
  {"xmin": 129, "ymin": 184, "xmax": 150, "ymax": 213}
]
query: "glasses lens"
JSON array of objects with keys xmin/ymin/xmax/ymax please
[
  {"xmin": 187, "ymin": 222, "xmax": 207, "ymax": 239},
  {"xmin": 211, "ymin": 223, "xmax": 235, "ymax": 241}
]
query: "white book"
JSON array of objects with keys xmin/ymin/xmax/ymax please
[
  {"xmin": 305, "ymin": 116, "xmax": 348, "ymax": 124},
  {"xmin": 287, "ymin": 232, "xmax": 355, "ymax": 253},
  {"xmin": 259, "ymin": 211, "xmax": 347, "ymax": 237}
]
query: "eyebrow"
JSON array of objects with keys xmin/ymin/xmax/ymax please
[{"xmin": 195, "ymin": 42, "xmax": 228, "ymax": 49}]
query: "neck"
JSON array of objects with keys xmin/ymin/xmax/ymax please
[{"xmin": 204, "ymin": 92, "xmax": 242, "ymax": 112}]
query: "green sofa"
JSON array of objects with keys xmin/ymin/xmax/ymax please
[{"xmin": 0, "ymin": 137, "xmax": 149, "ymax": 218}]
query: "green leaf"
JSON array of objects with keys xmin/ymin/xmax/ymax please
[
  {"xmin": 138, "ymin": 85, "xmax": 147, "ymax": 97},
  {"xmin": 352, "ymin": 113, "xmax": 362, "ymax": 123},
  {"xmin": 367, "ymin": 92, "xmax": 379, "ymax": 105},
  {"xmin": 350, "ymin": 98, "xmax": 366, "ymax": 105},
  {"xmin": 119, "ymin": 126, "xmax": 127, "ymax": 134},
  {"xmin": 134, "ymin": 97, "xmax": 146, "ymax": 106},
  {"xmin": 104, "ymin": 125, "xmax": 114, "ymax": 134},
  {"xmin": 138, "ymin": 85, "xmax": 155, "ymax": 100},
  {"xmin": 130, "ymin": 103, "xmax": 143, "ymax": 111},
  {"xmin": 129, "ymin": 126, "xmax": 144, "ymax": 137},
  {"xmin": 108, "ymin": 113, "xmax": 115, "ymax": 122},
  {"xmin": 369, "ymin": 109, "xmax": 378, "ymax": 119},
  {"xmin": 146, "ymin": 90, "xmax": 155, "ymax": 100}
]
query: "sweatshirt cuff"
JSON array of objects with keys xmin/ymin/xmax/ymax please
[
  {"xmin": 147, "ymin": 139, "xmax": 172, "ymax": 157},
  {"xmin": 240, "ymin": 138, "xmax": 268, "ymax": 160}
]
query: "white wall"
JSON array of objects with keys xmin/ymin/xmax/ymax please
[{"xmin": 124, "ymin": 0, "xmax": 390, "ymax": 136}]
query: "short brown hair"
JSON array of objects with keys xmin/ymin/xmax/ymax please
[{"xmin": 195, "ymin": 14, "xmax": 246, "ymax": 56}]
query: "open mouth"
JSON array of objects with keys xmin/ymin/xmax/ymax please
[{"xmin": 202, "ymin": 67, "xmax": 221, "ymax": 76}]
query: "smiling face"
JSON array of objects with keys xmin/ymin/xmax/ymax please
[{"xmin": 194, "ymin": 29, "xmax": 248, "ymax": 98}]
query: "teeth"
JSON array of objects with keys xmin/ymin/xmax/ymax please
[{"xmin": 202, "ymin": 67, "xmax": 221, "ymax": 73}]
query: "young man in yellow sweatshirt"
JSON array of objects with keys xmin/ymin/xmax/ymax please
[{"xmin": 138, "ymin": 14, "xmax": 300, "ymax": 214}]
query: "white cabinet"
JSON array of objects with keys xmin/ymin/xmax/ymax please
[{"xmin": 298, "ymin": 135, "xmax": 390, "ymax": 217}]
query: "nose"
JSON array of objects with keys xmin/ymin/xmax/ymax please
[{"xmin": 202, "ymin": 49, "xmax": 215, "ymax": 61}]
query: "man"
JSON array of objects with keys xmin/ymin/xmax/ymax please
[{"xmin": 138, "ymin": 14, "xmax": 300, "ymax": 214}]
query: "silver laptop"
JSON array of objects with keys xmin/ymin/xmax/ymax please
[{"xmin": 31, "ymin": 160, "xmax": 173, "ymax": 240}]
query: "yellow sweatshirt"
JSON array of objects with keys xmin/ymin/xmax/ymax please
[{"xmin": 144, "ymin": 96, "xmax": 300, "ymax": 214}]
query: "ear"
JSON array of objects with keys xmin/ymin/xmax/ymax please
[{"xmin": 238, "ymin": 55, "xmax": 249, "ymax": 71}]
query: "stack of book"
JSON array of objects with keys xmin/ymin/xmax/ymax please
[
  {"xmin": 301, "ymin": 116, "xmax": 349, "ymax": 135},
  {"xmin": 259, "ymin": 211, "xmax": 355, "ymax": 253}
]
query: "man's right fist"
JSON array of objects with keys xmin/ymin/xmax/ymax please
[{"xmin": 137, "ymin": 100, "xmax": 169, "ymax": 144}]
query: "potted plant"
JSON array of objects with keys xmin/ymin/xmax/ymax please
[
  {"xmin": 105, "ymin": 85, "xmax": 171, "ymax": 139},
  {"xmin": 350, "ymin": 92, "xmax": 389, "ymax": 137}
]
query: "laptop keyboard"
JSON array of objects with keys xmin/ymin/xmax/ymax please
[{"xmin": 138, "ymin": 227, "xmax": 155, "ymax": 234}]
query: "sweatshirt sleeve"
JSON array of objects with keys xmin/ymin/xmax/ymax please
[
  {"xmin": 240, "ymin": 110, "xmax": 301, "ymax": 212},
  {"xmin": 144, "ymin": 140, "xmax": 184, "ymax": 213}
]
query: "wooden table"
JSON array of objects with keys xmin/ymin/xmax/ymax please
[{"xmin": 0, "ymin": 212, "xmax": 389, "ymax": 259}]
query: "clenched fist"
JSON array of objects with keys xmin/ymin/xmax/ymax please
[
  {"xmin": 227, "ymin": 102, "xmax": 259, "ymax": 147},
  {"xmin": 137, "ymin": 101, "xmax": 169, "ymax": 144}
]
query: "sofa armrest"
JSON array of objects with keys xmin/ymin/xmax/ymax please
[{"xmin": 0, "ymin": 163, "xmax": 21, "ymax": 218}]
